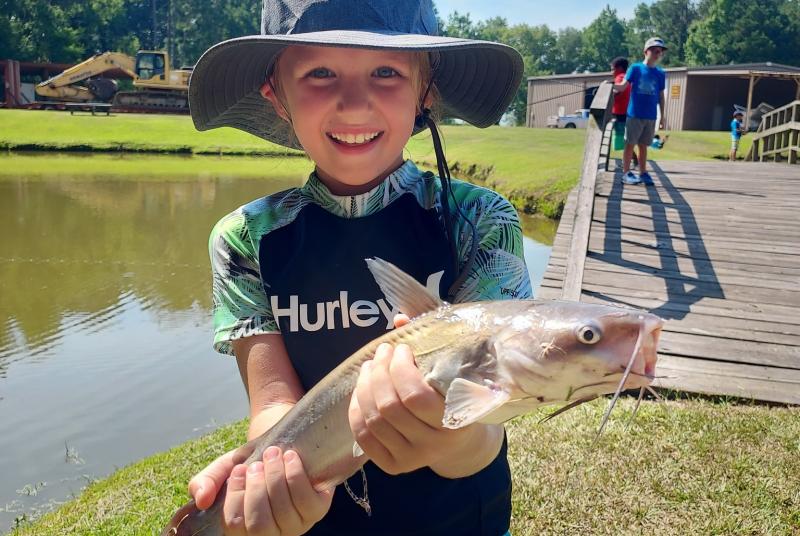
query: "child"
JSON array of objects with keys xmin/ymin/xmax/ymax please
[
  {"xmin": 730, "ymin": 111, "xmax": 746, "ymax": 161},
  {"xmin": 613, "ymin": 37, "xmax": 667, "ymax": 186},
  {"xmin": 185, "ymin": 1, "xmax": 531, "ymax": 535}
]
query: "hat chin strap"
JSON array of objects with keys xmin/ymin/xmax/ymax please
[{"xmin": 415, "ymin": 108, "xmax": 479, "ymax": 302}]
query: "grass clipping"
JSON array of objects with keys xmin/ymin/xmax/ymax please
[{"xmin": 11, "ymin": 398, "xmax": 800, "ymax": 535}]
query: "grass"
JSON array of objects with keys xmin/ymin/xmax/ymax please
[
  {"xmin": 1, "ymin": 109, "xmax": 749, "ymax": 218},
  {"xmin": 10, "ymin": 397, "xmax": 799, "ymax": 535}
]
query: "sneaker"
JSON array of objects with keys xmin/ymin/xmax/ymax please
[
  {"xmin": 623, "ymin": 171, "xmax": 641, "ymax": 185},
  {"xmin": 638, "ymin": 172, "xmax": 654, "ymax": 185}
]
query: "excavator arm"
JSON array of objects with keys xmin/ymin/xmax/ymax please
[{"xmin": 35, "ymin": 52, "xmax": 137, "ymax": 102}]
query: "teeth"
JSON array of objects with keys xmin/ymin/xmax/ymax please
[{"xmin": 329, "ymin": 131, "xmax": 380, "ymax": 144}]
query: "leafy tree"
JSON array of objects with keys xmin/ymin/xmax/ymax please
[
  {"xmin": 441, "ymin": 11, "xmax": 482, "ymax": 39},
  {"xmin": 551, "ymin": 27, "xmax": 584, "ymax": 73},
  {"xmin": 580, "ymin": 6, "xmax": 629, "ymax": 71},
  {"xmin": 627, "ymin": 0, "xmax": 698, "ymax": 65},
  {"xmin": 685, "ymin": 0, "xmax": 794, "ymax": 65}
]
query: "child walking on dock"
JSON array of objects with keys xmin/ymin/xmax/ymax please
[{"xmin": 613, "ymin": 37, "xmax": 668, "ymax": 185}]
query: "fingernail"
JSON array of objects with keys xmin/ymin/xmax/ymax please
[
  {"xmin": 283, "ymin": 450, "xmax": 297, "ymax": 463},
  {"xmin": 248, "ymin": 461, "xmax": 263, "ymax": 474},
  {"xmin": 265, "ymin": 446, "xmax": 281, "ymax": 461},
  {"xmin": 196, "ymin": 485, "xmax": 204, "ymax": 497},
  {"xmin": 230, "ymin": 464, "xmax": 246, "ymax": 480}
]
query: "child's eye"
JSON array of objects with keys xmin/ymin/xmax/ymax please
[
  {"xmin": 307, "ymin": 67, "xmax": 334, "ymax": 79},
  {"xmin": 373, "ymin": 66, "xmax": 399, "ymax": 78}
]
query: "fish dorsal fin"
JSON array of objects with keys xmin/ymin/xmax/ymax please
[
  {"xmin": 442, "ymin": 378, "xmax": 511, "ymax": 429},
  {"xmin": 365, "ymin": 257, "xmax": 444, "ymax": 318}
]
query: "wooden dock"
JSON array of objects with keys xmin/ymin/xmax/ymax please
[{"xmin": 539, "ymin": 159, "xmax": 800, "ymax": 404}]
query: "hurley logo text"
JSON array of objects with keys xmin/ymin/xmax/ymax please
[{"xmin": 270, "ymin": 271, "xmax": 444, "ymax": 332}]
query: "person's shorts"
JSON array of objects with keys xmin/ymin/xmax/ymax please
[
  {"xmin": 625, "ymin": 117, "xmax": 656, "ymax": 146},
  {"xmin": 731, "ymin": 138, "xmax": 740, "ymax": 151}
]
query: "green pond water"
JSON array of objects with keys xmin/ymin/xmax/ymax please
[{"xmin": 0, "ymin": 154, "xmax": 555, "ymax": 530}]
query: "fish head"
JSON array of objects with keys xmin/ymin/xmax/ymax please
[{"xmin": 492, "ymin": 301, "xmax": 662, "ymax": 402}]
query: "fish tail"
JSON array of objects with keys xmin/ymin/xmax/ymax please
[{"xmin": 160, "ymin": 498, "xmax": 223, "ymax": 536}]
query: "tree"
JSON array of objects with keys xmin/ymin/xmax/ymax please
[
  {"xmin": 685, "ymin": 0, "xmax": 794, "ymax": 66},
  {"xmin": 552, "ymin": 27, "xmax": 584, "ymax": 73},
  {"xmin": 580, "ymin": 6, "xmax": 629, "ymax": 71},
  {"xmin": 441, "ymin": 11, "xmax": 481, "ymax": 39},
  {"xmin": 627, "ymin": 0, "xmax": 698, "ymax": 65}
]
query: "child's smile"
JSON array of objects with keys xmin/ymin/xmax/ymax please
[{"xmin": 262, "ymin": 46, "xmax": 426, "ymax": 195}]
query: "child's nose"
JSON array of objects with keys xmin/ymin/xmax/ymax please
[{"xmin": 336, "ymin": 81, "xmax": 371, "ymax": 115}]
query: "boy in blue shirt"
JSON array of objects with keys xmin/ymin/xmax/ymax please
[
  {"xmin": 613, "ymin": 37, "xmax": 667, "ymax": 185},
  {"xmin": 730, "ymin": 111, "xmax": 746, "ymax": 161}
]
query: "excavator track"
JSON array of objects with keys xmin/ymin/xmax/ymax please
[{"xmin": 112, "ymin": 90, "xmax": 189, "ymax": 114}]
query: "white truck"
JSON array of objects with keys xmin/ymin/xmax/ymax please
[{"xmin": 546, "ymin": 108, "xmax": 591, "ymax": 129}]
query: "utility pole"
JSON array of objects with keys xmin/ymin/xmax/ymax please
[
  {"xmin": 167, "ymin": 0, "xmax": 173, "ymax": 66},
  {"xmin": 151, "ymin": 0, "xmax": 158, "ymax": 50}
]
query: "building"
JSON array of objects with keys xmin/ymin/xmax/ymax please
[{"xmin": 526, "ymin": 62, "xmax": 800, "ymax": 131}]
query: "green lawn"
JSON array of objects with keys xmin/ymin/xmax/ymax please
[
  {"xmin": 1, "ymin": 109, "xmax": 748, "ymax": 218},
  {"xmin": 10, "ymin": 397, "xmax": 798, "ymax": 535}
]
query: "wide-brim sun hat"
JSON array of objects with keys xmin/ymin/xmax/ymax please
[{"xmin": 188, "ymin": 0, "xmax": 524, "ymax": 150}]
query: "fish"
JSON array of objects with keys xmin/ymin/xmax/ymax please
[{"xmin": 162, "ymin": 258, "xmax": 662, "ymax": 535}]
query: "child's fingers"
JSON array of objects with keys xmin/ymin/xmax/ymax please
[
  {"xmin": 222, "ymin": 464, "xmax": 248, "ymax": 536},
  {"xmin": 189, "ymin": 449, "xmax": 236, "ymax": 510},
  {"xmin": 349, "ymin": 359, "xmax": 395, "ymax": 469},
  {"xmin": 371, "ymin": 345, "xmax": 431, "ymax": 445},
  {"xmin": 242, "ymin": 461, "xmax": 277, "ymax": 535},
  {"xmin": 263, "ymin": 446, "xmax": 304, "ymax": 535},
  {"xmin": 389, "ymin": 344, "xmax": 445, "ymax": 427},
  {"xmin": 393, "ymin": 314, "xmax": 410, "ymax": 328},
  {"xmin": 283, "ymin": 450, "xmax": 333, "ymax": 525}
]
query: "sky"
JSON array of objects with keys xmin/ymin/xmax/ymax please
[{"xmin": 435, "ymin": 0, "xmax": 641, "ymax": 30}]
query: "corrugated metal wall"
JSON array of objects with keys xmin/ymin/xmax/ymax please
[
  {"xmin": 664, "ymin": 70, "xmax": 687, "ymax": 131},
  {"xmin": 526, "ymin": 74, "xmax": 609, "ymax": 128}
]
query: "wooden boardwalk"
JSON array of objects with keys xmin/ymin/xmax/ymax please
[{"xmin": 539, "ymin": 159, "xmax": 800, "ymax": 404}]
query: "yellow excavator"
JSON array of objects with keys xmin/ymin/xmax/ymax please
[{"xmin": 35, "ymin": 50, "xmax": 192, "ymax": 112}]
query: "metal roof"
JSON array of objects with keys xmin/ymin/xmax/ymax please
[{"xmin": 528, "ymin": 62, "xmax": 800, "ymax": 81}]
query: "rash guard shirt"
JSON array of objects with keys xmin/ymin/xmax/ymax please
[{"xmin": 208, "ymin": 159, "xmax": 532, "ymax": 535}]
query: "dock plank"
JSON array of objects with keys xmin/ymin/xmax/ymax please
[{"xmin": 541, "ymin": 160, "xmax": 800, "ymax": 404}]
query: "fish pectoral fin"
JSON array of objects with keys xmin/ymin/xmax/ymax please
[
  {"xmin": 480, "ymin": 398, "xmax": 546, "ymax": 425},
  {"xmin": 442, "ymin": 378, "xmax": 511, "ymax": 429},
  {"xmin": 365, "ymin": 257, "xmax": 444, "ymax": 318}
]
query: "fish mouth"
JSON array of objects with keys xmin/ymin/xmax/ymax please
[{"xmin": 625, "ymin": 314, "xmax": 663, "ymax": 387}]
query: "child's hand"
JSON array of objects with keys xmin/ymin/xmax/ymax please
[
  {"xmin": 348, "ymin": 343, "xmax": 503, "ymax": 478},
  {"xmin": 221, "ymin": 448, "xmax": 333, "ymax": 536}
]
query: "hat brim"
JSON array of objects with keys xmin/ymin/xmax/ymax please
[{"xmin": 188, "ymin": 30, "xmax": 524, "ymax": 149}]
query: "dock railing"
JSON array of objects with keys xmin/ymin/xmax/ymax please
[
  {"xmin": 561, "ymin": 82, "xmax": 614, "ymax": 301},
  {"xmin": 746, "ymin": 99, "xmax": 800, "ymax": 164}
]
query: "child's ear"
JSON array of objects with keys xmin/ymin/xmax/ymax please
[{"xmin": 260, "ymin": 81, "xmax": 290, "ymax": 122}]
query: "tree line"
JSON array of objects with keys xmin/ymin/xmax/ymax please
[{"xmin": 2, "ymin": 0, "xmax": 799, "ymax": 123}]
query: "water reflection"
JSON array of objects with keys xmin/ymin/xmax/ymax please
[{"xmin": 0, "ymin": 176, "xmax": 302, "ymax": 374}]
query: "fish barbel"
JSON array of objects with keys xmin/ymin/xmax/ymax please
[{"xmin": 162, "ymin": 258, "xmax": 662, "ymax": 535}]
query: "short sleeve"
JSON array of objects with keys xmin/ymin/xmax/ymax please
[
  {"xmin": 659, "ymin": 69, "xmax": 666, "ymax": 91},
  {"xmin": 209, "ymin": 209, "xmax": 278, "ymax": 355},
  {"xmin": 624, "ymin": 65, "xmax": 636, "ymax": 83},
  {"xmin": 449, "ymin": 185, "xmax": 533, "ymax": 302}
]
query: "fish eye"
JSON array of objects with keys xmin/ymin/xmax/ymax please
[{"xmin": 576, "ymin": 324, "xmax": 601, "ymax": 345}]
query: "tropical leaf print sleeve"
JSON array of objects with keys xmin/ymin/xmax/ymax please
[
  {"xmin": 449, "ymin": 181, "xmax": 533, "ymax": 302},
  {"xmin": 209, "ymin": 209, "xmax": 277, "ymax": 355}
]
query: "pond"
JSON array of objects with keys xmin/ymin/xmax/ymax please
[{"xmin": 0, "ymin": 155, "xmax": 556, "ymax": 530}]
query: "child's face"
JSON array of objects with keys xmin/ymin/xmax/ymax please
[
  {"xmin": 644, "ymin": 47, "xmax": 665, "ymax": 64},
  {"xmin": 262, "ymin": 46, "xmax": 425, "ymax": 191}
]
